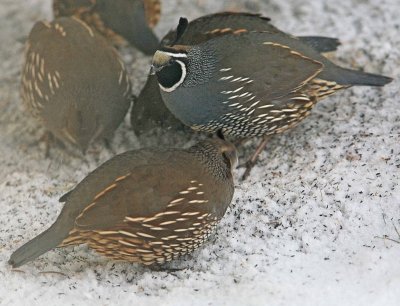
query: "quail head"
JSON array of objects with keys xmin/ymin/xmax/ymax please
[
  {"xmin": 53, "ymin": 0, "xmax": 160, "ymax": 55},
  {"xmin": 21, "ymin": 17, "xmax": 132, "ymax": 152},
  {"xmin": 9, "ymin": 138, "xmax": 237, "ymax": 268},
  {"xmin": 151, "ymin": 14, "xmax": 392, "ymax": 177},
  {"xmin": 131, "ymin": 12, "xmax": 342, "ymax": 136}
]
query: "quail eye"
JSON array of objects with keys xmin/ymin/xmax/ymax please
[{"xmin": 156, "ymin": 60, "xmax": 184, "ymax": 91}]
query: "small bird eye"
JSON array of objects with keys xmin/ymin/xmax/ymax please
[{"xmin": 156, "ymin": 60, "xmax": 186, "ymax": 91}]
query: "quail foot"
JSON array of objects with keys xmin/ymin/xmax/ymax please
[
  {"xmin": 131, "ymin": 12, "xmax": 341, "ymax": 136},
  {"xmin": 151, "ymin": 15, "xmax": 392, "ymax": 179},
  {"xmin": 21, "ymin": 17, "xmax": 132, "ymax": 153},
  {"xmin": 8, "ymin": 138, "xmax": 237, "ymax": 268},
  {"xmin": 53, "ymin": 0, "xmax": 160, "ymax": 54}
]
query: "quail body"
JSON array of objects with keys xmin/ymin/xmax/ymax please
[
  {"xmin": 131, "ymin": 12, "xmax": 342, "ymax": 135},
  {"xmin": 21, "ymin": 17, "xmax": 132, "ymax": 151},
  {"xmin": 151, "ymin": 16, "xmax": 392, "ymax": 138},
  {"xmin": 9, "ymin": 139, "xmax": 237, "ymax": 268},
  {"xmin": 53, "ymin": 0, "xmax": 160, "ymax": 54}
]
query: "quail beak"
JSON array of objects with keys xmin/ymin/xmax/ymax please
[
  {"xmin": 149, "ymin": 65, "xmax": 157, "ymax": 75},
  {"xmin": 149, "ymin": 63, "xmax": 165, "ymax": 75}
]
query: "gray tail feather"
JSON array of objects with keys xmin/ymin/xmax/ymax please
[
  {"xmin": 8, "ymin": 223, "xmax": 67, "ymax": 268},
  {"xmin": 323, "ymin": 65, "xmax": 393, "ymax": 87},
  {"xmin": 126, "ymin": 22, "xmax": 159, "ymax": 55},
  {"xmin": 299, "ymin": 36, "xmax": 341, "ymax": 53}
]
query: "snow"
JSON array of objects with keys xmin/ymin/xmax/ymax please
[{"xmin": 0, "ymin": 0, "xmax": 399, "ymax": 305}]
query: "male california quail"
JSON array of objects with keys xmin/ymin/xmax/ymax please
[
  {"xmin": 21, "ymin": 17, "xmax": 132, "ymax": 152},
  {"xmin": 9, "ymin": 138, "xmax": 237, "ymax": 268},
  {"xmin": 131, "ymin": 12, "xmax": 341, "ymax": 136},
  {"xmin": 150, "ymin": 14, "xmax": 392, "ymax": 178},
  {"xmin": 53, "ymin": 0, "xmax": 160, "ymax": 55}
]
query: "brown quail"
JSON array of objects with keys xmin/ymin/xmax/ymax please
[
  {"xmin": 21, "ymin": 17, "xmax": 132, "ymax": 152},
  {"xmin": 53, "ymin": 0, "xmax": 161, "ymax": 54},
  {"xmin": 151, "ymin": 14, "xmax": 392, "ymax": 179},
  {"xmin": 8, "ymin": 138, "xmax": 237, "ymax": 268},
  {"xmin": 131, "ymin": 12, "xmax": 341, "ymax": 136}
]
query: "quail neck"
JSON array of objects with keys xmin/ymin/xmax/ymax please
[{"xmin": 188, "ymin": 138, "xmax": 237, "ymax": 181}]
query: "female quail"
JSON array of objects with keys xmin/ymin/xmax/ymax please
[
  {"xmin": 8, "ymin": 138, "xmax": 237, "ymax": 268},
  {"xmin": 131, "ymin": 12, "xmax": 341, "ymax": 136},
  {"xmin": 53, "ymin": 0, "xmax": 160, "ymax": 55},
  {"xmin": 151, "ymin": 15, "xmax": 392, "ymax": 177},
  {"xmin": 21, "ymin": 17, "xmax": 132, "ymax": 152}
]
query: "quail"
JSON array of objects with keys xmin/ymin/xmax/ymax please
[
  {"xmin": 21, "ymin": 17, "xmax": 132, "ymax": 152},
  {"xmin": 53, "ymin": 0, "xmax": 160, "ymax": 55},
  {"xmin": 131, "ymin": 12, "xmax": 341, "ymax": 136},
  {"xmin": 8, "ymin": 138, "xmax": 237, "ymax": 268},
  {"xmin": 150, "ymin": 14, "xmax": 392, "ymax": 178}
]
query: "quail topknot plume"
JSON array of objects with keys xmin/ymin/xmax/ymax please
[
  {"xmin": 150, "ymin": 13, "xmax": 392, "ymax": 178},
  {"xmin": 9, "ymin": 138, "xmax": 237, "ymax": 268},
  {"xmin": 53, "ymin": 0, "xmax": 161, "ymax": 55},
  {"xmin": 21, "ymin": 17, "xmax": 132, "ymax": 152},
  {"xmin": 131, "ymin": 12, "xmax": 342, "ymax": 136}
]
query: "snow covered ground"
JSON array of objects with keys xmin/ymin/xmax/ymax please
[{"xmin": 0, "ymin": 0, "xmax": 399, "ymax": 305}]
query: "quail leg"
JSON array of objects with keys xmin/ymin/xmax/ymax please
[
  {"xmin": 241, "ymin": 136, "xmax": 271, "ymax": 181},
  {"xmin": 36, "ymin": 131, "xmax": 56, "ymax": 158}
]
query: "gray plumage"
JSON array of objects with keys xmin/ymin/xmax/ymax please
[
  {"xmin": 131, "ymin": 12, "xmax": 343, "ymax": 135},
  {"xmin": 151, "ymin": 18, "xmax": 392, "ymax": 138}
]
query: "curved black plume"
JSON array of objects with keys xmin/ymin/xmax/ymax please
[
  {"xmin": 172, "ymin": 17, "xmax": 189, "ymax": 45},
  {"xmin": 217, "ymin": 129, "xmax": 225, "ymax": 140}
]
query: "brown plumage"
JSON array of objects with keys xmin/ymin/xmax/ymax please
[
  {"xmin": 53, "ymin": 0, "xmax": 160, "ymax": 54},
  {"xmin": 8, "ymin": 138, "xmax": 237, "ymax": 268},
  {"xmin": 21, "ymin": 17, "xmax": 132, "ymax": 152}
]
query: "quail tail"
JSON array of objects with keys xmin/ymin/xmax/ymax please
[
  {"xmin": 8, "ymin": 222, "xmax": 68, "ymax": 268},
  {"xmin": 298, "ymin": 36, "xmax": 341, "ymax": 53},
  {"xmin": 129, "ymin": 26, "xmax": 159, "ymax": 55},
  {"xmin": 325, "ymin": 66, "xmax": 393, "ymax": 87}
]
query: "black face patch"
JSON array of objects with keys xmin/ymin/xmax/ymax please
[{"xmin": 156, "ymin": 60, "xmax": 183, "ymax": 89}]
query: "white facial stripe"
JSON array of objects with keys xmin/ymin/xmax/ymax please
[
  {"xmin": 159, "ymin": 60, "xmax": 186, "ymax": 93},
  {"xmin": 160, "ymin": 51, "xmax": 188, "ymax": 58}
]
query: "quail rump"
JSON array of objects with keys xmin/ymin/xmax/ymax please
[
  {"xmin": 8, "ymin": 138, "xmax": 237, "ymax": 268},
  {"xmin": 21, "ymin": 17, "xmax": 132, "ymax": 152},
  {"xmin": 151, "ymin": 14, "xmax": 392, "ymax": 177},
  {"xmin": 131, "ymin": 12, "xmax": 341, "ymax": 136},
  {"xmin": 53, "ymin": 0, "xmax": 160, "ymax": 55}
]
